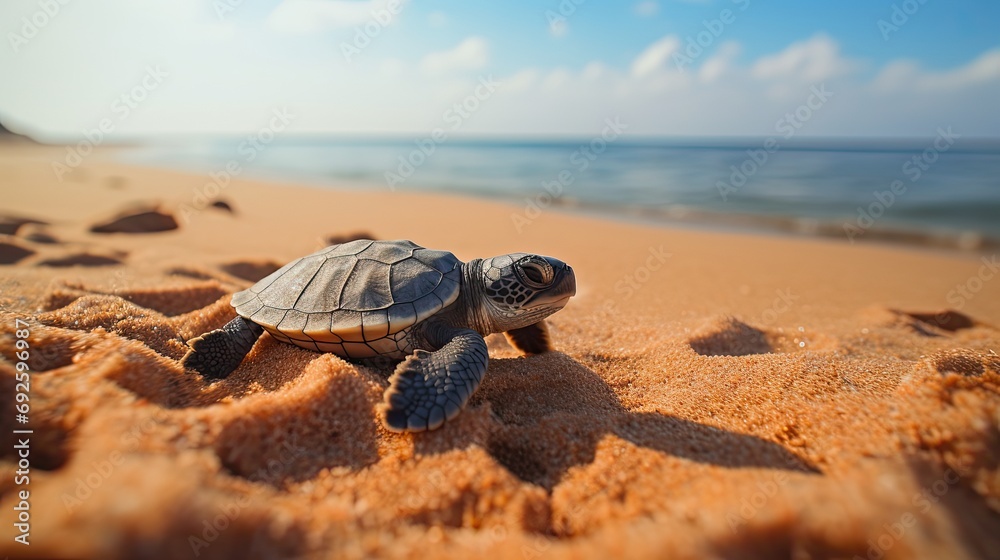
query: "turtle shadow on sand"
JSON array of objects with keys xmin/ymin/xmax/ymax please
[{"xmin": 459, "ymin": 352, "xmax": 818, "ymax": 490}]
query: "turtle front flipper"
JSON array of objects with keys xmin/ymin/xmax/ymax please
[
  {"xmin": 380, "ymin": 327, "xmax": 488, "ymax": 432},
  {"xmin": 504, "ymin": 320, "xmax": 551, "ymax": 355},
  {"xmin": 181, "ymin": 316, "xmax": 263, "ymax": 380}
]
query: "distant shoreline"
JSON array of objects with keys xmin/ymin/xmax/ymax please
[{"xmin": 108, "ymin": 140, "xmax": 1000, "ymax": 255}]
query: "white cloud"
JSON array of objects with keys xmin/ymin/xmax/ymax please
[
  {"xmin": 634, "ymin": 1, "xmax": 659, "ymax": 17},
  {"xmin": 583, "ymin": 61, "xmax": 609, "ymax": 81},
  {"xmin": 379, "ymin": 58, "xmax": 405, "ymax": 77},
  {"xmin": 751, "ymin": 34, "xmax": 855, "ymax": 83},
  {"xmin": 427, "ymin": 11, "xmax": 448, "ymax": 28},
  {"xmin": 631, "ymin": 36, "xmax": 681, "ymax": 77},
  {"xmin": 419, "ymin": 37, "xmax": 489, "ymax": 76},
  {"xmin": 482, "ymin": 33, "xmax": 1000, "ymax": 136},
  {"xmin": 506, "ymin": 68, "xmax": 541, "ymax": 93},
  {"xmin": 267, "ymin": 0, "xmax": 406, "ymax": 35},
  {"xmin": 874, "ymin": 48, "xmax": 1000, "ymax": 92},
  {"xmin": 699, "ymin": 41, "xmax": 741, "ymax": 83},
  {"xmin": 542, "ymin": 68, "xmax": 573, "ymax": 91},
  {"xmin": 2, "ymin": 2, "xmax": 998, "ymax": 142}
]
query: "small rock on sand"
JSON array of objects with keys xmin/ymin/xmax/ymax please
[
  {"xmin": 209, "ymin": 199, "xmax": 236, "ymax": 214},
  {"xmin": 91, "ymin": 206, "xmax": 179, "ymax": 234},
  {"xmin": 326, "ymin": 231, "xmax": 377, "ymax": 245},
  {"xmin": 221, "ymin": 260, "xmax": 282, "ymax": 282}
]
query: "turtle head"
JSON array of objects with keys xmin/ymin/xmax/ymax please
[{"xmin": 475, "ymin": 253, "xmax": 576, "ymax": 332}]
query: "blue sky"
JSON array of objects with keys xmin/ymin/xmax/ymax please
[{"xmin": 2, "ymin": 0, "xmax": 999, "ymax": 139}]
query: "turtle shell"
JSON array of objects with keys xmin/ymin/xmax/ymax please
[{"xmin": 230, "ymin": 239, "xmax": 461, "ymax": 358}]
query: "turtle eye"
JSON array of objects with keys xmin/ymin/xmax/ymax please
[{"xmin": 518, "ymin": 258, "xmax": 553, "ymax": 288}]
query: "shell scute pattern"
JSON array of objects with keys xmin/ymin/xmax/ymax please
[
  {"xmin": 258, "ymin": 256, "xmax": 324, "ymax": 309},
  {"xmin": 304, "ymin": 313, "xmax": 338, "ymax": 341},
  {"xmin": 295, "ymin": 255, "xmax": 355, "ymax": 313},
  {"xmin": 277, "ymin": 309, "xmax": 309, "ymax": 333},
  {"xmin": 250, "ymin": 305, "xmax": 288, "ymax": 329},
  {"xmin": 341, "ymin": 258, "xmax": 393, "ymax": 311},
  {"xmin": 389, "ymin": 258, "xmax": 439, "ymax": 303},
  {"xmin": 414, "ymin": 248, "xmax": 458, "ymax": 273},
  {"xmin": 361, "ymin": 309, "xmax": 391, "ymax": 341},
  {"xmin": 387, "ymin": 302, "xmax": 417, "ymax": 333},
  {"xmin": 357, "ymin": 239, "xmax": 416, "ymax": 263},
  {"xmin": 324, "ymin": 239, "xmax": 374, "ymax": 257},
  {"xmin": 232, "ymin": 240, "xmax": 461, "ymax": 358}
]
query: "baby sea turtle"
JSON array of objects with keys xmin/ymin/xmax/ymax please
[{"xmin": 181, "ymin": 239, "xmax": 576, "ymax": 432}]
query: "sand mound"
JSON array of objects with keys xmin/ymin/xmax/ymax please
[
  {"xmin": 2, "ymin": 154, "xmax": 999, "ymax": 559},
  {"xmin": 4, "ymin": 269, "xmax": 998, "ymax": 559}
]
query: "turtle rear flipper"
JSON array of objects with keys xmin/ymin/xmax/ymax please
[
  {"xmin": 181, "ymin": 316, "xmax": 263, "ymax": 379},
  {"xmin": 380, "ymin": 326, "xmax": 488, "ymax": 432}
]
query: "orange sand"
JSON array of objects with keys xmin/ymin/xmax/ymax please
[{"xmin": 0, "ymin": 143, "xmax": 999, "ymax": 559}]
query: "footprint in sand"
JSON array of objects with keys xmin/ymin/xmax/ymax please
[
  {"xmin": 37, "ymin": 252, "xmax": 125, "ymax": 267},
  {"xmin": 0, "ymin": 238, "xmax": 36, "ymax": 264},
  {"xmin": 18, "ymin": 223, "xmax": 60, "ymax": 244},
  {"xmin": 220, "ymin": 259, "xmax": 282, "ymax": 282},
  {"xmin": 687, "ymin": 316, "xmax": 836, "ymax": 356},
  {"xmin": 927, "ymin": 348, "xmax": 998, "ymax": 377},
  {"xmin": 166, "ymin": 266, "xmax": 222, "ymax": 281},
  {"xmin": 688, "ymin": 317, "xmax": 773, "ymax": 356},
  {"xmin": 42, "ymin": 279, "xmax": 229, "ymax": 318},
  {"xmin": 864, "ymin": 307, "xmax": 984, "ymax": 337},
  {"xmin": 0, "ymin": 213, "xmax": 47, "ymax": 235},
  {"xmin": 90, "ymin": 204, "xmax": 179, "ymax": 233},
  {"xmin": 895, "ymin": 309, "xmax": 978, "ymax": 333}
]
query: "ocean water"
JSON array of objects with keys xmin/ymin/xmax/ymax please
[{"xmin": 120, "ymin": 137, "xmax": 1000, "ymax": 248}]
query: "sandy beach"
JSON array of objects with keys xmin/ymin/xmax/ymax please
[{"xmin": 1, "ymin": 143, "xmax": 999, "ymax": 559}]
